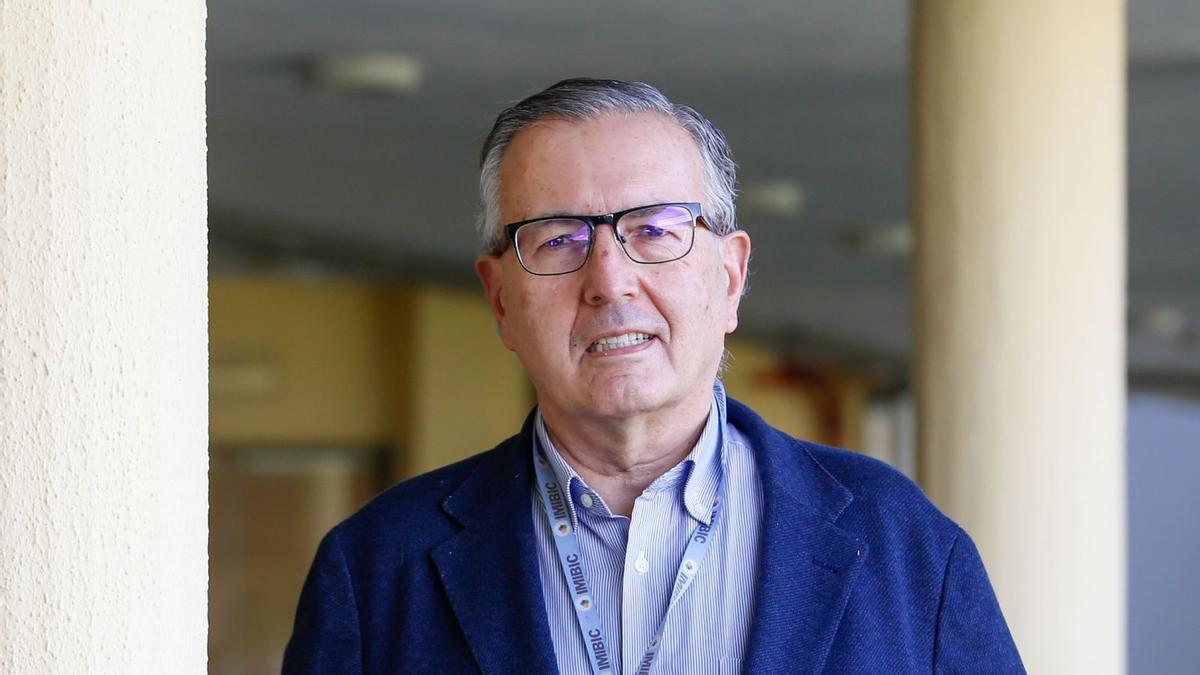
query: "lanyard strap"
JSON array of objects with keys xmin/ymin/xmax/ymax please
[{"xmin": 533, "ymin": 441, "xmax": 726, "ymax": 675}]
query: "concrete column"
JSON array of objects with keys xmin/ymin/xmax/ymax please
[
  {"xmin": 912, "ymin": 2, "xmax": 1126, "ymax": 673},
  {"xmin": 0, "ymin": 2, "xmax": 207, "ymax": 673}
]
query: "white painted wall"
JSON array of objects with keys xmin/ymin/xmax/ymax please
[{"xmin": 0, "ymin": 1, "xmax": 208, "ymax": 672}]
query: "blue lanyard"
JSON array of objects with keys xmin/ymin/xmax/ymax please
[{"xmin": 533, "ymin": 435, "xmax": 726, "ymax": 675}]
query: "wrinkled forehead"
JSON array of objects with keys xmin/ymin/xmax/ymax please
[{"xmin": 497, "ymin": 112, "xmax": 706, "ymax": 223}]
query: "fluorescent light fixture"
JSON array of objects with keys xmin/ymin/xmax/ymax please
[
  {"xmin": 302, "ymin": 51, "xmax": 423, "ymax": 96},
  {"xmin": 841, "ymin": 220, "xmax": 912, "ymax": 257},
  {"xmin": 1129, "ymin": 304, "xmax": 1188, "ymax": 340},
  {"xmin": 741, "ymin": 180, "xmax": 806, "ymax": 219}
]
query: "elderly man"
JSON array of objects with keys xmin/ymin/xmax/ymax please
[{"xmin": 283, "ymin": 78, "xmax": 1023, "ymax": 674}]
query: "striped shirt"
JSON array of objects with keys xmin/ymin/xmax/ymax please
[{"xmin": 531, "ymin": 381, "xmax": 763, "ymax": 675}]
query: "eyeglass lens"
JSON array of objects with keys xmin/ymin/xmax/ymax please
[{"xmin": 515, "ymin": 204, "xmax": 696, "ymax": 275}]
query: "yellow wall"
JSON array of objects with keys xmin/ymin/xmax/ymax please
[
  {"xmin": 210, "ymin": 277, "xmax": 532, "ymax": 473},
  {"xmin": 399, "ymin": 284, "xmax": 533, "ymax": 477},
  {"xmin": 722, "ymin": 337, "xmax": 821, "ymax": 441},
  {"xmin": 722, "ymin": 337, "xmax": 868, "ymax": 450},
  {"xmin": 209, "ymin": 277, "xmax": 392, "ymax": 446}
]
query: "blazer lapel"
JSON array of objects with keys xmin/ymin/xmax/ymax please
[
  {"xmin": 731, "ymin": 399, "xmax": 869, "ymax": 675},
  {"xmin": 431, "ymin": 418, "xmax": 558, "ymax": 675}
]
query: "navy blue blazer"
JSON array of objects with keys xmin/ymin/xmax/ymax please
[{"xmin": 283, "ymin": 398, "xmax": 1024, "ymax": 674}]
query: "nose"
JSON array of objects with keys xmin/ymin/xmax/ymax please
[{"xmin": 579, "ymin": 223, "xmax": 639, "ymax": 306}]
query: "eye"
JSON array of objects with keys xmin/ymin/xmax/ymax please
[
  {"xmin": 635, "ymin": 224, "xmax": 668, "ymax": 238},
  {"xmin": 534, "ymin": 229, "xmax": 590, "ymax": 253},
  {"xmin": 629, "ymin": 223, "xmax": 682, "ymax": 242}
]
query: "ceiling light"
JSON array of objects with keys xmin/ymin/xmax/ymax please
[
  {"xmin": 741, "ymin": 180, "xmax": 806, "ymax": 219},
  {"xmin": 1129, "ymin": 304, "xmax": 1188, "ymax": 340},
  {"xmin": 840, "ymin": 220, "xmax": 912, "ymax": 257},
  {"xmin": 301, "ymin": 51, "xmax": 423, "ymax": 96}
]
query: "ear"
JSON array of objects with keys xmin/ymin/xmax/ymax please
[
  {"xmin": 475, "ymin": 254, "xmax": 516, "ymax": 351},
  {"xmin": 718, "ymin": 230, "xmax": 752, "ymax": 333}
]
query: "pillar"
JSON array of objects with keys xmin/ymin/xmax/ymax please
[
  {"xmin": 912, "ymin": 2, "xmax": 1126, "ymax": 672},
  {"xmin": 0, "ymin": 1, "xmax": 208, "ymax": 672}
]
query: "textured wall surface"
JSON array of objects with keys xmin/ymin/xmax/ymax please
[{"xmin": 0, "ymin": 1, "xmax": 208, "ymax": 672}]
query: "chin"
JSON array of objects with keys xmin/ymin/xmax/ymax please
[{"xmin": 584, "ymin": 375, "xmax": 675, "ymax": 418}]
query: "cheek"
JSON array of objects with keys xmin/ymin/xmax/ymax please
[
  {"xmin": 653, "ymin": 267, "xmax": 722, "ymax": 334},
  {"xmin": 508, "ymin": 283, "xmax": 575, "ymax": 352},
  {"xmin": 691, "ymin": 258, "xmax": 728, "ymax": 313}
]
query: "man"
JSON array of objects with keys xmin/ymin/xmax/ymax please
[{"xmin": 283, "ymin": 78, "xmax": 1023, "ymax": 674}]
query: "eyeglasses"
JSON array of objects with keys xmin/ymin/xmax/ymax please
[{"xmin": 500, "ymin": 202, "xmax": 705, "ymax": 276}]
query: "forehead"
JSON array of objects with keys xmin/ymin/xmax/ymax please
[{"xmin": 498, "ymin": 112, "xmax": 706, "ymax": 222}]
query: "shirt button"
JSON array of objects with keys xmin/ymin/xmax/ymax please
[
  {"xmin": 635, "ymin": 550, "xmax": 650, "ymax": 575},
  {"xmin": 580, "ymin": 493, "xmax": 594, "ymax": 509}
]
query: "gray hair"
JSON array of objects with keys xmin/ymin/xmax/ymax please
[{"xmin": 477, "ymin": 78, "xmax": 739, "ymax": 254}]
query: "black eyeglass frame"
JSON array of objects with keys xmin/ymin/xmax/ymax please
[{"xmin": 499, "ymin": 201, "xmax": 707, "ymax": 276}]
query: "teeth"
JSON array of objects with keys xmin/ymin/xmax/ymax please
[{"xmin": 588, "ymin": 332, "xmax": 654, "ymax": 353}]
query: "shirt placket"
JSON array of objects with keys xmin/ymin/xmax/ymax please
[{"xmin": 621, "ymin": 477, "xmax": 691, "ymax": 674}]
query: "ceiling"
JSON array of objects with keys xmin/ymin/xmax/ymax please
[{"xmin": 207, "ymin": 1, "xmax": 1200, "ymax": 383}]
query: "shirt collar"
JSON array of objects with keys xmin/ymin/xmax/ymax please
[
  {"xmin": 533, "ymin": 416, "xmax": 589, "ymax": 528},
  {"xmin": 532, "ymin": 380, "xmax": 729, "ymax": 527}
]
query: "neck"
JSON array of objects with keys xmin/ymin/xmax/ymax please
[{"xmin": 539, "ymin": 390, "xmax": 712, "ymax": 517}]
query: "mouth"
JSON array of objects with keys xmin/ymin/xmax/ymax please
[{"xmin": 585, "ymin": 331, "xmax": 657, "ymax": 355}]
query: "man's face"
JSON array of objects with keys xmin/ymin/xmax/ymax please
[{"xmin": 475, "ymin": 112, "xmax": 751, "ymax": 423}]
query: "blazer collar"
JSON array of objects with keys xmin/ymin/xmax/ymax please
[
  {"xmin": 433, "ymin": 398, "xmax": 868, "ymax": 675},
  {"xmin": 432, "ymin": 410, "xmax": 558, "ymax": 675}
]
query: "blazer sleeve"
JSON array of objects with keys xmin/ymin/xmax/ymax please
[
  {"xmin": 282, "ymin": 529, "xmax": 365, "ymax": 675},
  {"xmin": 933, "ymin": 529, "xmax": 1026, "ymax": 674}
]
